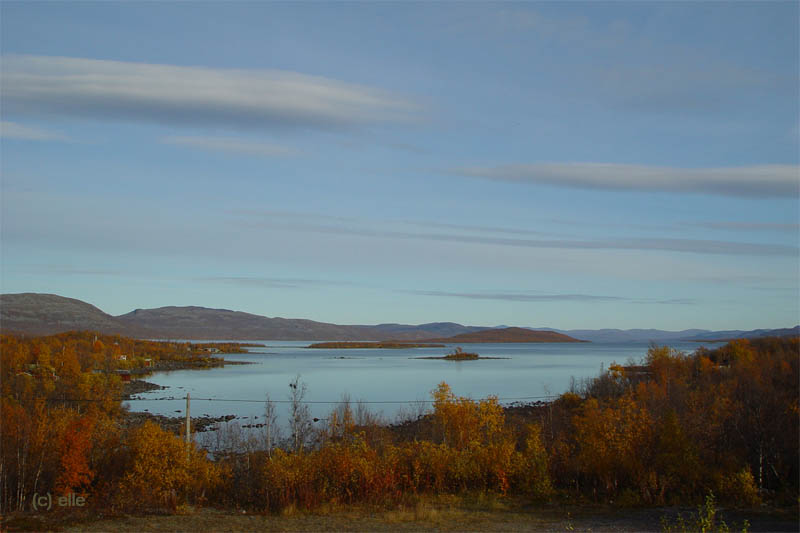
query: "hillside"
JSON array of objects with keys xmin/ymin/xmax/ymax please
[
  {"xmin": 0, "ymin": 293, "xmax": 494, "ymax": 340},
  {"xmin": 116, "ymin": 309, "xmax": 493, "ymax": 341},
  {"xmin": 0, "ymin": 293, "xmax": 150, "ymax": 336},
  {"xmin": 423, "ymin": 327, "xmax": 586, "ymax": 343},
  {"xmin": 116, "ymin": 306, "xmax": 381, "ymax": 341},
  {"xmin": 542, "ymin": 326, "xmax": 800, "ymax": 343},
  {"xmin": 1, "ymin": 292, "xmax": 796, "ymax": 342},
  {"xmin": 367, "ymin": 322, "xmax": 489, "ymax": 340}
]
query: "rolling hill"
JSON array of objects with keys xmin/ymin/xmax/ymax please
[
  {"xmin": 421, "ymin": 327, "xmax": 586, "ymax": 343},
  {"xmin": 0, "ymin": 294, "xmax": 487, "ymax": 340},
  {"xmin": 1, "ymin": 293, "xmax": 796, "ymax": 342},
  {"xmin": 0, "ymin": 293, "xmax": 149, "ymax": 336}
]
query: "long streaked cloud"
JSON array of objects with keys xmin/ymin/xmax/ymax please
[
  {"xmin": 409, "ymin": 290, "xmax": 625, "ymax": 302},
  {"xmin": 690, "ymin": 221, "xmax": 800, "ymax": 232},
  {"xmin": 407, "ymin": 290, "xmax": 696, "ymax": 305},
  {"xmin": 450, "ymin": 162, "xmax": 799, "ymax": 198},
  {"xmin": 233, "ymin": 210, "xmax": 798, "ymax": 257},
  {"xmin": 162, "ymin": 135, "xmax": 296, "ymax": 157},
  {"xmin": 1, "ymin": 54, "xmax": 418, "ymax": 130},
  {"xmin": 0, "ymin": 120, "xmax": 67, "ymax": 141},
  {"xmin": 401, "ymin": 219, "xmax": 567, "ymax": 238},
  {"xmin": 196, "ymin": 276, "xmax": 354, "ymax": 289},
  {"xmin": 16, "ymin": 264, "xmax": 123, "ymax": 276},
  {"xmin": 232, "ymin": 210, "xmax": 568, "ymax": 238}
]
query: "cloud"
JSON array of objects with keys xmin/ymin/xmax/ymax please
[
  {"xmin": 233, "ymin": 210, "xmax": 798, "ymax": 257},
  {"xmin": 407, "ymin": 290, "xmax": 696, "ymax": 305},
  {"xmin": 196, "ymin": 276, "xmax": 352, "ymax": 289},
  {"xmin": 0, "ymin": 121, "xmax": 67, "ymax": 141},
  {"xmin": 408, "ymin": 290, "xmax": 625, "ymax": 302},
  {"xmin": 18, "ymin": 264, "xmax": 122, "ymax": 276},
  {"xmin": 162, "ymin": 135, "xmax": 296, "ymax": 157},
  {"xmin": 1, "ymin": 54, "xmax": 418, "ymax": 131},
  {"xmin": 633, "ymin": 298, "xmax": 696, "ymax": 306},
  {"xmin": 451, "ymin": 162, "xmax": 799, "ymax": 198},
  {"xmin": 401, "ymin": 219, "xmax": 566, "ymax": 238},
  {"xmin": 690, "ymin": 221, "xmax": 800, "ymax": 232}
]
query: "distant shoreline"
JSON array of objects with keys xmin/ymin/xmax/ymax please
[
  {"xmin": 307, "ymin": 341, "xmax": 445, "ymax": 349},
  {"xmin": 415, "ymin": 356, "xmax": 509, "ymax": 360}
]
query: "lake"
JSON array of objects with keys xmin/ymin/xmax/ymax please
[{"xmin": 125, "ymin": 340, "xmax": 722, "ymax": 435}]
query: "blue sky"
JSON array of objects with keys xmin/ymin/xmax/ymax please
[{"xmin": 1, "ymin": 1, "xmax": 798, "ymax": 330}]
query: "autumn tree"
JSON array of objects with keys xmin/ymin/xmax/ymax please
[{"xmin": 116, "ymin": 421, "xmax": 220, "ymax": 511}]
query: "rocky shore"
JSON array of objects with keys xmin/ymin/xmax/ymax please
[
  {"xmin": 121, "ymin": 379, "xmax": 166, "ymax": 399},
  {"xmin": 122, "ymin": 379, "xmax": 239, "ymax": 433},
  {"xmin": 123, "ymin": 410, "xmax": 238, "ymax": 433}
]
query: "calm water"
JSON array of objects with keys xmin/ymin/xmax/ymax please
[{"xmin": 125, "ymin": 341, "xmax": 721, "ymax": 431}]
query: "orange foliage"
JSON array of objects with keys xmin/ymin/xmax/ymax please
[
  {"xmin": 1, "ymin": 332, "xmax": 796, "ymax": 514},
  {"xmin": 55, "ymin": 415, "xmax": 95, "ymax": 496}
]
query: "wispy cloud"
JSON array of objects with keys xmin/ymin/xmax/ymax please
[
  {"xmin": 196, "ymin": 276, "xmax": 353, "ymax": 289},
  {"xmin": 689, "ymin": 221, "xmax": 800, "ymax": 232},
  {"xmin": 162, "ymin": 135, "xmax": 296, "ymax": 157},
  {"xmin": 233, "ymin": 210, "xmax": 798, "ymax": 257},
  {"xmin": 406, "ymin": 289, "xmax": 696, "ymax": 305},
  {"xmin": 19, "ymin": 264, "xmax": 122, "ymax": 276},
  {"xmin": 450, "ymin": 162, "xmax": 799, "ymax": 198},
  {"xmin": 633, "ymin": 298, "xmax": 697, "ymax": 306},
  {"xmin": 1, "ymin": 55, "xmax": 418, "ymax": 131},
  {"xmin": 408, "ymin": 290, "xmax": 625, "ymax": 302},
  {"xmin": 232, "ymin": 210, "xmax": 566, "ymax": 239},
  {"xmin": 401, "ymin": 219, "xmax": 567, "ymax": 238},
  {"xmin": 0, "ymin": 121, "xmax": 67, "ymax": 141}
]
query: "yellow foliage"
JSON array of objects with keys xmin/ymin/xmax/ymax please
[{"xmin": 117, "ymin": 421, "xmax": 220, "ymax": 510}]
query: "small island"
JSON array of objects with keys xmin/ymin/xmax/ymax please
[
  {"xmin": 417, "ymin": 347, "xmax": 507, "ymax": 361},
  {"xmin": 307, "ymin": 341, "xmax": 445, "ymax": 349},
  {"xmin": 443, "ymin": 347, "xmax": 479, "ymax": 360}
]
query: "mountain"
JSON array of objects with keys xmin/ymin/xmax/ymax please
[
  {"xmin": 534, "ymin": 328, "xmax": 709, "ymax": 343},
  {"xmin": 421, "ymin": 327, "xmax": 586, "ymax": 343},
  {"xmin": 684, "ymin": 326, "xmax": 800, "ymax": 341},
  {"xmin": 538, "ymin": 326, "xmax": 800, "ymax": 343},
  {"xmin": 0, "ymin": 294, "xmax": 493, "ymax": 340},
  {"xmin": 0, "ymin": 293, "xmax": 149, "ymax": 336},
  {"xmin": 116, "ymin": 306, "xmax": 379, "ymax": 341},
  {"xmin": 365, "ymin": 322, "xmax": 490, "ymax": 340},
  {"xmin": 1, "ymin": 293, "xmax": 797, "ymax": 342}
]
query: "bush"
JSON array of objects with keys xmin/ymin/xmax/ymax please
[{"xmin": 115, "ymin": 421, "xmax": 220, "ymax": 511}]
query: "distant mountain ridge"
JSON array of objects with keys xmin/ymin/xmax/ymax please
[
  {"xmin": 419, "ymin": 327, "xmax": 585, "ymax": 343},
  {"xmin": 0, "ymin": 293, "xmax": 154, "ymax": 337},
  {"xmin": 0, "ymin": 293, "xmax": 486, "ymax": 341},
  {"xmin": 534, "ymin": 326, "xmax": 800, "ymax": 343},
  {"xmin": 1, "ymin": 293, "xmax": 797, "ymax": 342}
]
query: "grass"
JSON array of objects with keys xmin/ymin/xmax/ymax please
[{"xmin": 6, "ymin": 496, "xmax": 793, "ymax": 533}]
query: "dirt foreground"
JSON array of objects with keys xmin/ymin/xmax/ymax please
[{"xmin": 4, "ymin": 499, "xmax": 797, "ymax": 532}]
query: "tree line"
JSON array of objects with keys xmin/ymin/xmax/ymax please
[{"xmin": 1, "ymin": 331, "xmax": 796, "ymax": 514}]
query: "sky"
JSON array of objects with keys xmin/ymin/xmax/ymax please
[{"xmin": 1, "ymin": 1, "xmax": 798, "ymax": 330}]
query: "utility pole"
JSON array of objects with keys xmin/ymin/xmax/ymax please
[{"xmin": 185, "ymin": 393, "xmax": 191, "ymax": 459}]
